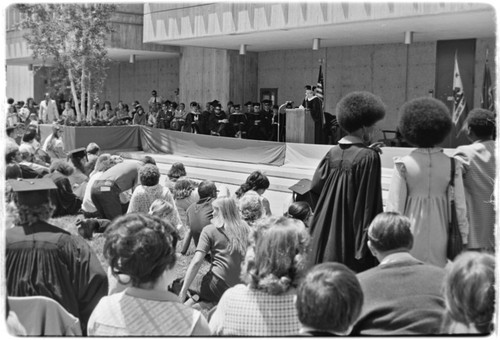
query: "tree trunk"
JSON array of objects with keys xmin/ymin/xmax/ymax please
[
  {"xmin": 80, "ymin": 59, "xmax": 86, "ymax": 122},
  {"xmin": 68, "ymin": 68, "xmax": 81, "ymax": 121}
]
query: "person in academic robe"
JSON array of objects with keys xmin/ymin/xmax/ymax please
[
  {"xmin": 228, "ymin": 104, "xmax": 248, "ymax": 138},
  {"xmin": 5, "ymin": 178, "xmax": 108, "ymax": 335},
  {"xmin": 308, "ymin": 91, "xmax": 386, "ymax": 273},
  {"xmin": 301, "ymin": 85, "xmax": 324, "ymax": 144},
  {"xmin": 209, "ymin": 103, "xmax": 230, "ymax": 137}
]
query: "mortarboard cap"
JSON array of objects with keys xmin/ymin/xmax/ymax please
[
  {"xmin": 68, "ymin": 147, "xmax": 87, "ymax": 159},
  {"xmin": 262, "ymin": 99, "xmax": 272, "ymax": 105},
  {"xmin": 305, "ymin": 85, "xmax": 312, "ymax": 91},
  {"xmin": 8, "ymin": 178, "xmax": 57, "ymax": 206},
  {"xmin": 233, "ymin": 104, "xmax": 241, "ymax": 110},
  {"xmin": 244, "ymin": 101, "xmax": 253, "ymax": 106},
  {"xmin": 288, "ymin": 178, "xmax": 312, "ymax": 196}
]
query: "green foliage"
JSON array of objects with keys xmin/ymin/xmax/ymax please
[{"xmin": 16, "ymin": 3, "xmax": 117, "ymax": 110}]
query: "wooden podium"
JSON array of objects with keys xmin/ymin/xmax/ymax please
[{"xmin": 285, "ymin": 108, "xmax": 315, "ymax": 144}]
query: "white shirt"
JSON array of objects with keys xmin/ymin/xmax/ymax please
[{"xmin": 40, "ymin": 99, "xmax": 59, "ymax": 122}]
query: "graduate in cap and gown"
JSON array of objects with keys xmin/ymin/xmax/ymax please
[{"xmin": 5, "ymin": 178, "xmax": 108, "ymax": 335}]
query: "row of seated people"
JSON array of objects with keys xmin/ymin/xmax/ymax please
[{"xmin": 4, "ymin": 165, "xmax": 495, "ymax": 336}]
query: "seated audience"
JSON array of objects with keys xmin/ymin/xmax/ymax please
[
  {"xmin": 127, "ymin": 163, "xmax": 179, "ymax": 216},
  {"xmin": 149, "ymin": 199, "xmax": 182, "ymax": 229},
  {"xmin": 85, "ymin": 142, "xmax": 100, "ymax": 175},
  {"xmin": 165, "ymin": 162, "xmax": 187, "ymax": 192},
  {"xmin": 87, "ymin": 214, "xmax": 211, "ymax": 336},
  {"xmin": 209, "ymin": 216, "xmax": 309, "ymax": 336},
  {"xmin": 441, "ymin": 251, "xmax": 495, "ymax": 335},
  {"xmin": 238, "ymin": 192, "xmax": 265, "ymax": 227},
  {"xmin": 235, "ymin": 170, "xmax": 272, "ymax": 215},
  {"xmin": 173, "ymin": 177, "xmax": 200, "ymax": 235},
  {"xmin": 351, "ymin": 211, "xmax": 446, "ymax": 335},
  {"xmin": 179, "ymin": 197, "xmax": 250, "ymax": 308},
  {"xmin": 18, "ymin": 144, "xmax": 49, "ymax": 177},
  {"xmin": 5, "ymin": 143, "xmax": 23, "ymax": 179},
  {"xmin": 181, "ymin": 180, "xmax": 218, "ymax": 255},
  {"xmin": 67, "ymin": 148, "xmax": 89, "ymax": 199},
  {"xmin": 6, "ymin": 178, "xmax": 107, "ymax": 335},
  {"xmin": 296, "ymin": 262, "xmax": 363, "ymax": 336},
  {"xmin": 45, "ymin": 160, "xmax": 82, "ymax": 217},
  {"xmin": 453, "ymin": 109, "xmax": 496, "ymax": 252},
  {"xmin": 42, "ymin": 124, "xmax": 65, "ymax": 159},
  {"xmin": 132, "ymin": 106, "xmax": 148, "ymax": 126},
  {"xmin": 285, "ymin": 201, "xmax": 313, "ymax": 228}
]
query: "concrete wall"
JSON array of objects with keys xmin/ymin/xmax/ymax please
[
  {"xmin": 6, "ymin": 66, "xmax": 34, "ymax": 104},
  {"xmin": 178, "ymin": 46, "xmax": 258, "ymax": 107},
  {"xmin": 100, "ymin": 58, "xmax": 179, "ymax": 107},
  {"xmin": 258, "ymin": 38, "xmax": 495, "ymax": 131}
]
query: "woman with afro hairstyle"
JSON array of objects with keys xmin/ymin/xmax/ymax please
[
  {"xmin": 387, "ymin": 97, "xmax": 468, "ymax": 267},
  {"xmin": 453, "ymin": 109, "xmax": 496, "ymax": 252},
  {"xmin": 308, "ymin": 91, "xmax": 386, "ymax": 273}
]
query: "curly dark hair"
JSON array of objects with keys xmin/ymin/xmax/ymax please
[
  {"xmin": 336, "ymin": 91, "xmax": 386, "ymax": 133},
  {"xmin": 139, "ymin": 164, "xmax": 160, "ymax": 187},
  {"xmin": 103, "ymin": 213, "xmax": 179, "ymax": 287},
  {"xmin": 22, "ymin": 128, "xmax": 37, "ymax": 143},
  {"xmin": 167, "ymin": 162, "xmax": 186, "ymax": 180},
  {"xmin": 466, "ymin": 108, "xmax": 496, "ymax": 139},
  {"xmin": 235, "ymin": 171, "xmax": 270, "ymax": 198},
  {"xmin": 398, "ymin": 97, "xmax": 452, "ymax": 147}
]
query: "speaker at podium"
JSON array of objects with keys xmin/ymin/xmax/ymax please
[{"xmin": 285, "ymin": 108, "xmax": 315, "ymax": 144}]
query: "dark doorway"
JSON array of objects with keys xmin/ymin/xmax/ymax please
[{"xmin": 435, "ymin": 39, "xmax": 476, "ymax": 148}]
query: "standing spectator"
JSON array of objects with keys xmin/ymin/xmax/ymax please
[
  {"xmin": 6, "ymin": 178, "xmax": 108, "ymax": 335},
  {"xmin": 25, "ymin": 97, "xmax": 38, "ymax": 116},
  {"xmin": 7, "ymin": 97, "xmax": 19, "ymax": 126},
  {"xmin": 308, "ymin": 91, "xmax": 385, "ymax": 273},
  {"xmin": 441, "ymin": 252, "xmax": 495, "ymax": 335},
  {"xmin": 351, "ymin": 212, "xmax": 447, "ymax": 335},
  {"xmin": 453, "ymin": 109, "xmax": 496, "ymax": 252},
  {"xmin": 209, "ymin": 216, "xmax": 308, "ymax": 336},
  {"xmin": 42, "ymin": 124, "xmax": 66, "ymax": 159},
  {"xmin": 87, "ymin": 214, "xmax": 210, "ymax": 336},
  {"xmin": 387, "ymin": 97, "xmax": 468, "ymax": 267},
  {"xmin": 297, "ymin": 262, "xmax": 363, "ymax": 336},
  {"xmin": 39, "ymin": 93, "xmax": 59, "ymax": 123},
  {"xmin": 147, "ymin": 89, "xmax": 163, "ymax": 110},
  {"xmin": 181, "ymin": 180, "xmax": 218, "ymax": 254},
  {"xmin": 235, "ymin": 170, "xmax": 272, "ymax": 215},
  {"xmin": 179, "ymin": 197, "xmax": 251, "ymax": 308}
]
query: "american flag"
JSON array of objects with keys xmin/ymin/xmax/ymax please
[
  {"xmin": 452, "ymin": 52, "xmax": 467, "ymax": 134},
  {"xmin": 316, "ymin": 65, "xmax": 324, "ymax": 101}
]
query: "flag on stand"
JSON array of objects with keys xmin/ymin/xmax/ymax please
[
  {"xmin": 481, "ymin": 51, "xmax": 495, "ymax": 112},
  {"xmin": 452, "ymin": 52, "xmax": 467, "ymax": 135},
  {"xmin": 316, "ymin": 65, "xmax": 326, "ymax": 124},
  {"xmin": 316, "ymin": 65, "xmax": 324, "ymax": 102}
]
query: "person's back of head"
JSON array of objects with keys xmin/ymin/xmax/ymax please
[
  {"xmin": 49, "ymin": 159, "xmax": 74, "ymax": 176},
  {"xmin": 173, "ymin": 177, "xmax": 195, "ymax": 200},
  {"xmin": 296, "ymin": 262, "xmax": 364, "ymax": 335},
  {"xmin": 103, "ymin": 214, "xmax": 179, "ymax": 288},
  {"xmin": 236, "ymin": 170, "xmax": 270, "ymax": 198},
  {"xmin": 285, "ymin": 201, "xmax": 312, "ymax": 225},
  {"xmin": 443, "ymin": 251, "xmax": 495, "ymax": 334},
  {"xmin": 241, "ymin": 216, "xmax": 310, "ymax": 295},
  {"xmin": 86, "ymin": 142, "xmax": 100, "ymax": 155},
  {"xmin": 465, "ymin": 108, "xmax": 496, "ymax": 140},
  {"xmin": 22, "ymin": 129, "xmax": 37, "ymax": 143},
  {"xmin": 149, "ymin": 199, "xmax": 175, "ymax": 219},
  {"xmin": 197, "ymin": 180, "xmax": 217, "ymax": 200},
  {"xmin": 238, "ymin": 193, "xmax": 264, "ymax": 225},
  {"xmin": 93, "ymin": 153, "xmax": 113, "ymax": 173},
  {"xmin": 367, "ymin": 211, "xmax": 413, "ymax": 257},
  {"xmin": 168, "ymin": 162, "xmax": 186, "ymax": 180},
  {"xmin": 139, "ymin": 164, "xmax": 160, "ymax": 187},
  {"xmin": 141, "ymin": 155, "xmax": 156, "ymax": 165}
]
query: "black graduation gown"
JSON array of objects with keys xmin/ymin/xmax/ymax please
[
  {"xmin": 228, "ymin": 112, "xmax": 248, "ymax": 138},
  {"xmin": 209, "ymin": 111, "xmax": 230, "ymax": 136},
  {"xmin": 6, "ymin": 221, "xmax": 108, "ymax": 334},
  {"xmin": 308, "ymin": 143, "xmax": 382, "ymax": 273}
]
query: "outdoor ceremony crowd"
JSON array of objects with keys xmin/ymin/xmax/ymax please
[{"xmin": 4, "ymin": 90, "xmax": 496, "ymax": 336}]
